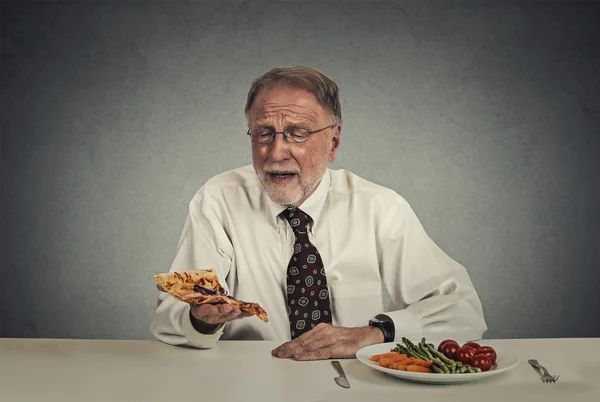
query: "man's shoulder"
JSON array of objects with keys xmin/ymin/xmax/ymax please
[
  {"xmin": 328, "ymin": 168, "xmax": 408, "ymax": 206},
  {"xmin": 193, "ymin": 165, "xmax": 259, "ymax": 198}
]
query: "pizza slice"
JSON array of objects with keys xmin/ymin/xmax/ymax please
[{"xmin": 153, "ymin": 269, "xmax": 268, "ymax": 323}]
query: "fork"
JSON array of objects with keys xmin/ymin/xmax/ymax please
[{"xmin": 528, "ymin": 359, "xmax": 559, "ymax": 383}]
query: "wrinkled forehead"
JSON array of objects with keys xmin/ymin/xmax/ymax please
[{"xmin": 248, "ymin": 84, "xmax": 330, "ymax": 125}]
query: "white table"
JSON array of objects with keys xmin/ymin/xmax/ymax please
[{"xmin": 0, "ymin": 337, "xmax": 598, "ymax": 402}]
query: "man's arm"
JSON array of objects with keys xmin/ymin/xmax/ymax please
[
  {"xmin": 378, "ymin": 197, "xmax": 488, "ymax": 343},
  {"xmin": 149, "ymin": 192, "xmax": 234, "ymax": 349},
  {"xmin": 272, "ymin": 195, "xmax": 487, "ymax": 360}
]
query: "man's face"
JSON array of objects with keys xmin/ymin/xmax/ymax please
[{"xmin": 248, "ymin": 85, "xmax": 341, "ymax": 207}]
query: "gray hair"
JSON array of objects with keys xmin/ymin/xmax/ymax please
[{"xmin": 244, "ymin": 66, "xmax": 342, "ymax": 124}]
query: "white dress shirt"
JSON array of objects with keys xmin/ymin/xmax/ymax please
[{"xmin": 150, "ymin": 164, "xmax": 487, "ymax": 348}]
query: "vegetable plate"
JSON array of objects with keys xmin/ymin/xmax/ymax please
[{"xmin": 356, "ymin": 338, "xmax": 519, "ymax": 384}]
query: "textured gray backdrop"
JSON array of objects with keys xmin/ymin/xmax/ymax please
[{"xmin": 1, "ymin": 1, "xmax": 599, "ymax": 340}]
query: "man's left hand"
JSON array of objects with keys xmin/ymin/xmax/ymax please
[{"xmin": 271, "ymin": 323, "xmax": 384, "ymax": 361}]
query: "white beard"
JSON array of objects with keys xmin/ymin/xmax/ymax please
[
  {"xmin": 255, "ymin": 136, "xmax": 332, "ymax": 207},
  {"xmin": 256, "ymin": 160, "xmax": 327, "ymax": 207}
]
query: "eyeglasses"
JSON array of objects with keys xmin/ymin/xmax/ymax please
[{"xmin": 247, "ymin": 123, "xmax": 337, "ymax": 144}]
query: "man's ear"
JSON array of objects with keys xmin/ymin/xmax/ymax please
[{"xmin": 328, "ymin": 124, "xmax": 342, "ymax": 163}]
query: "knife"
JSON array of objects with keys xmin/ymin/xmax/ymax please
[{"xmin": 331, "ymin": 360, "xmax": 351, "ymax": 389}]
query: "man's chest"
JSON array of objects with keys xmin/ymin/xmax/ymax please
[{"xmin": 223, "ymin": 211, "xmax": 385, "ymax": 326}]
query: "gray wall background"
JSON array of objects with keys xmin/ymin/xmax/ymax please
[{"xmin": 1, "ymin": 0, "xmax": 599, "ymax": 341}]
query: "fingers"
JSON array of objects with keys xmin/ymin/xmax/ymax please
[
  {"xmin": 270, "ymin": 326, "xmax": 319, "ymax": 356},
  {"xmin": 273, "ymin": 334, "xmax": 332, "ymax": 358},
  {"xmin": 294, "ymin": 346, "xmax": 337, "ymax": 361},
  {"xmin": 191, "ymin": 303, "xmax": 245, "ymax": 325},
  {"xmin": 271, "ymin": 337, "xmax": 310, "ymax": 358},
  {"xmin": 215, "ymin": 308, "xmax": 243, "ymax": 323},
  {"xmin": 193, "ymin": 303, "xmax": 226, "ymax": 316},
  {"xmin": 271, "ymin": 324, "xmax": 332, "ymax": 358}
]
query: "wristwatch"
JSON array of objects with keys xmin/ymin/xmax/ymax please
[{"xmin": 368, "ymin": 314, "xmax": 395, "ymax": 343}]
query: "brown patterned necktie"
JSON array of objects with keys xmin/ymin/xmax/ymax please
[{"xmin": 281, "ymin": 208, "xmax": 332, "ymax": 339}]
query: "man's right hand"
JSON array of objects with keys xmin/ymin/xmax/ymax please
[
  {"xmin": 189, "ymin": 304, "xmax": 252, "ymax": 334},
  {"xmin": 156, "ymin": 284, "xmax": 250, "ymax": 333},
  {"xmin": 191, "ymin": 303, "xmax": 252, "ymax": 325}
]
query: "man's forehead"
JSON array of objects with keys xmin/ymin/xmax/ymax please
[{"xmin": 249, "ymin": 86, "xmax": 327, "ymax": 122}]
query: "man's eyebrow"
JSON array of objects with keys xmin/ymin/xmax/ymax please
[
  {"xmin": 252, "ymin": 121, "xmax": 311, "ymax": 129},
  {"xmin": 252, "ymin": 122, "xmax": 272, "ymax": 128}
]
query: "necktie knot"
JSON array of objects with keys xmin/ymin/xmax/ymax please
[{"xmin": 282, "ymin": 208, "xmax": 310, "ymax": 234}]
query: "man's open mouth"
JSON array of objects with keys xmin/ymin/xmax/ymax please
[
  {"xmin": 269, "ymin": 173, "xmax": 296, "ymax": 179},
  {"xmin": 266, "ymin": 172, "xmax": 299, "ymax": 183}
]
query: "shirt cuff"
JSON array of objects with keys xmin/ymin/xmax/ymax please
[
  {"xmin": 180, "ymin": 304, "xmax": 224, "ymax": 349},
  {"xmin": 385, "ymin": 308, "xmax": 423, "ymax": 342}
]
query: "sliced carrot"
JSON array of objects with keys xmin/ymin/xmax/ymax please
[
  {"xmin": 370, "ymin": 352, "xmax": 398, "ymax": 361},
  {"xmin": 387, "ymin": 354, "xmax": 407, "ymax": 362},
  {"xmin": 381, "ymin": 354, "xmax": 406, "ymax": 363},
  {"xmin": 412, "ymin": 359, "xmax": 433, "ymax": 368},
  {"xmin": 407, "ymin": 365, "xmax": 432, "ymax": 373},
  {"xmin": 390, "ymin": 363, "xmax": 408, "ymax": 371},
  {"xmin": 379, "ymin": 358, "xmax": 395, "ymax": 368},
  {"xmin": 402, "ymin": 357, "xmax": 416, "ymax": 365}
]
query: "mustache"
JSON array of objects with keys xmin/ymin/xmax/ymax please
[{"xmin": 264, "ymin": 166, "xmax": 301, "ymax": 174}]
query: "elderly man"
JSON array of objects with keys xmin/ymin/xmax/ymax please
[{"xmin": 150, "ymin": 66, "xmax": 487, "ymax": 360}]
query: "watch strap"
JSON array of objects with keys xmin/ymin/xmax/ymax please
[{"xmin": 370, "ymin": 313, "xmax": 395, "ymax": 343}]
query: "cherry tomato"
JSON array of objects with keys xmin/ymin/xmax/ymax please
[
  {"xmin": 455, "ymin": 346, "xmax": 476, "ymax": 365},
  {"xmin": 475, "ymin": 346, "xmax": 497, "ymax": 364},
  {"xmin": 470, "ymin": 354, "xmax": 493, "ymax": 372},
  {"xmin": 439, "ymin": 342, "xmax": 460, "ymax": 359},
  {"xmin": 463, "ymin": 341, "xmax": 481, "ymax": 350},
  {"xmin": 438, "ymin": 339, "xmax": 459, "ymax": 352}
]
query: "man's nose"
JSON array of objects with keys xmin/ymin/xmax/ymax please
[{"xmin": 267, "ymin": 134, "xmax": 291, "ymax": 162}]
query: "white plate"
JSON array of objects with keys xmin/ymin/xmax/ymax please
[{"xmin": 356, "ymin": 341, "xmax": 519, "ymax": 384}]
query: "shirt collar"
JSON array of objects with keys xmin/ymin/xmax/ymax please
[{"xmin": 263, "ymin": 169, "xmax": 331, "ymax": 234}]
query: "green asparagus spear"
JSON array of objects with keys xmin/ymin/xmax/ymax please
[
  {"xmin": 401, "ymin": 337, "xmax": 428, "ymax": 360},
  {"xmin": 418, "ymin": 341, "xmax": 446, "ymax": 368},
  {"xmin": 394, "ymin": 344, "xmax": 409, "ymax": 355},
  {"xmin": 426, "ymin": 344, "xmax": 458, "ymax": 368},
  {"xmin": 411, "ymin": 347, "xmax": 429, "ymax": 361},
  {"xmin": 418, "ymin": 344, "xmax": 434, "ymax": 360},
  {"xmin": 402, "ymin": 337, "xmax": 419, "ymax": 350},
  {"xmin": 431, "ymin": 364, "xmax": 445, "ymax": 373},
  {"xmin": 415, "ymin": 340, "xmax": 458, "ymax": 373}
]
